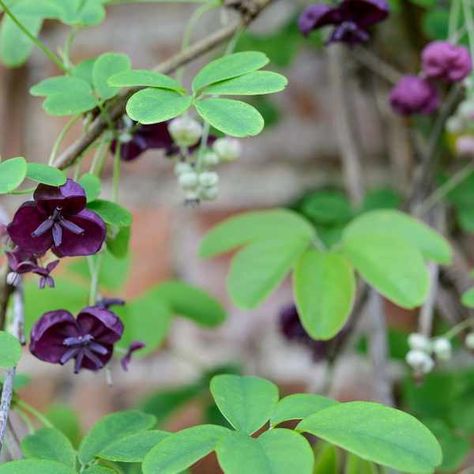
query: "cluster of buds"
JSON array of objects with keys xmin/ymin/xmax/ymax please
[
  {"xmin": 168, "ymin": 116, "xmax": 242, "ymax": 204},
  {"xmin": 405, "ymin": 333, "xmax": 452, "ymax": 376}
]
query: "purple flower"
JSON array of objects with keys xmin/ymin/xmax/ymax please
[
  {"xmin": 7, "ymin": 179, "xmax": 106, "ymax": 258},
  {"xmin": 6, "ymin": 248, "xmax": 59, "ymax": 288},
  {"xmin": 30, "ymin": 307, "xmax": 124, "ymax": 373},
  {"xmin": 121, "ymin": 341, "xmax": 146, "ymax": 371},
  {"xmin": 299, "ymin": 0, "xmax": 389, "ymax": 44},
  {"xmin": 389, "ymin": 75, "xmax": 439, "ymax": 116},
  {"xmin": 421, "ymin": 41, "xmax": 472, "ymax": 83}
]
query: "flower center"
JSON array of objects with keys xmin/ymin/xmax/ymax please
[
  {"xmin": 31, "ymin": 207, "xmax": 84, "ymax": 247},
  {"xmin": 60, "ymin": 334, "xmax": 109, "ymax": 373}
]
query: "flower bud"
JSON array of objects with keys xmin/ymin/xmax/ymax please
[
  {"xmin": 406, "ymin": 349, "xmax": 434, "ymax": 374},
  {"xmin": 199, "ymin": 185, "xmax": 218, "ymax": 201},
  {"xmin": 178, "ymin": 172, "xmax": 199, "ymax": 191},
  {"xmin": 213, "ymin": 137, "xmax": 242, "ymax": 162},
  {"xmin": 465, "ymin": 332, "xmax": 474, "ymax": 350},
  {"xmin": 174, "ymin": 162, "xmax": 193, "ymax": 176},
  {"xmin": 168, "ymin": 117, "xmax": 203, "ymax": 147},
  {"xmin": 6, "ymin": 271, "xmax": 20, "ymax": 287},
  {"xmin": 198, "ymin": 172, "xmax": 219, "ymax": 188},
  {"xmin": 408, "ymin": 333, "xmax": 431, "ymax": 353},
  {"xmin": 201, "ymin": 151, "xmax": 220, "ymax": 167},
  {"xmin": 432, "ymin": 338, "xmax": 452, "ymax": 361},
  {"xmin": 389, "ymin": 75, "xmax": 439, "ymax": 116}
]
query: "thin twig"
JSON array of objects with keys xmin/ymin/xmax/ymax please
[{"xmin": 353, "ymin": 47, "xmax": 401, "ymax": 85}]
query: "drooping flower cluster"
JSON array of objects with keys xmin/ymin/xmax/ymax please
[
  {"xmin": 390, "ymin": 41, "xmax": 472, "ymax": 116},
  {"xmin": 298, "ymin": 0, "xmax": 389, "ymax": 45}
]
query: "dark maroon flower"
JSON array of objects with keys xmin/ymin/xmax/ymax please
[
  {"xmin": 121, "ymin": 341, "xmax": 146, "ymax": 371},
  {"xmin": 96, "ymin": 297, "xmax": 126, "ymax": 310},
  {"xmin": 421, "ymin": 41, "xmax": 472, "ymax": 83},
  {"xmin": 7, "ymin": 179, "xmax": 106, "ymax": 258},
  {"xmin": 30, "ymin": 307, "xmax": 124, "ymax": 373},
  {"xmin": 299, "ymin": 0, "xmax": 389, "ymax": 44},
  {"xmin": 389, "ymin": 75, "xmax": 439, "ymax": 116},
  {"xmin": 6, "ymin": 248, "xmax": 59, "ymax": 288}
]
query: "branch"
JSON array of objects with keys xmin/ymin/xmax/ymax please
[{"xmin": 54, "ymin": 0, "xmax": 273, "ymax": 170}]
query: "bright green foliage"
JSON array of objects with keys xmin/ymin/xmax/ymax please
[
  {"xmin": 210, "ymin": 374, "xmax": 279, "ymax": 434},
  {"xmin": 21, "ymin": 428, "xmax": 76, "ymax": 467},
  {"xmin": 108, "ymin": 69, "xmax": 182, "ymax": 91},
  {"xmin": 0, "ymin": 460, "xmax": 76, "ymax": 474},
  {"xmin": 461, "ymin": 287, "xmax": 474, "ymax": 308},
  {"xmin": 46, "ymin": 405, "xmax": 82, "ymax": 448},
  {"xmin": 142, "ymin": 425, "xmax": 229, "ymax": 474},
  {"xmin": 26, "ymin": 163, "xmax": 67, "ymax": 186},
  {"xmin": 78, "ymin": 173, "xmax": 102, "ymax": 202},
  {"xmin": 313, "ymin": 441, "xmax": 339, "ymax": 474},
  {"xmin": 126, "ymin": 88, "xmax": 192, "ymax": 124},
  {"xmin": 53, "ymin": 0, "xmax": 106, "ymax": 26},
  {"xmin": 78, "ymin": 410, "xmax": 156, "ymax": 464},
  {"xmin": 293, "ymin": 249, "xmax": 356, "ymax": 340},
  {"xmin": 92, "ymin": 52, "xmax": 131, "ymax": 100},
  {"xmin": 0, "ymin": 157, "xmax": 27, "ymax": 193},
  {"xmin": 82, "ymin": 467, "xmax": 116, "ymax": 474},
  {"xmin": 0, "ymin": 331, "xmax": 21, "ymax": 368},
  {"xmin": 344, "ymin": 453, "xmax": 377, "ymax": 474},
  {"xmin": 216, "ymin": 429, "xmax": 314, "ymax": 474},
  {"xmin": 270, "ymin": 393, "xmax": 338, "ymax": 426},
  {"xmin": 297, "ymin": 402, "xmax": 442, "ymax": 473},
  {"xmin": 87, "ymin": 199, "xmax": 132, "ymax": 227},
  {"xmin": 106, "ymin": 224, "xmax": 130, "ymax": 259}
]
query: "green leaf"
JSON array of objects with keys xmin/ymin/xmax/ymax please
[
  {"xmin": 313, "ymin": 442, "xmax": 339, "ymax": 474},
  {"xmin": 0, "ymin": 157, "xmax": 27, "ymax": 194},
  {"xmin": 30, "ymin": 76, "xmax": 97, "ymax": 116},
  {"xmin": 199, "ymin": 209, "xmax": 314, "ymax": 258},
  {"xmin": 270, "ymin": 393, "xmax": 338, "ymax": 426},
  {"xmin": 342, "ymin": 235, "xmax": 429, "ymax": 309},
  {"xmin": 297, "ymin": 402, "xmax": 442, "ymax": 473},
  {"xmin": 300, "ymin": 191, "xmax": 352, "ymax": 226},
  {"xmin": 82, "ymin": 467, "xmax": 116, "ymax": 474},
  {"xmin": 78, "ymin": 173, "xmax": 101, "ymax": 202},
  {"xmin": 78, "ymin": 410, "xmax": 156, "ymax": 464},
  {"xmin": 106, "ymin": 224, "xmax": 130, "ymax": 259},
  {"xmin": 216, "ymin": 429, "xmax": 313, "ymax": 474},
  {"xmin": 108, "ymin": 69, "xmax": 182, "ymax": 91},
  {"xmin": 142, "ymin": 425, "xmax": 229, "ymax": 474},
  {"xmin": 126, "ymin": 88, "xmax": 192, "ymax": 124},
  {"xmin": 26, "ymin": 163, "xmax": 66, "ymax": 186},
  {"xmin": 228, "ymin": 237, "xmax": 309, "ymax": 308},
  {"xmin": 294, "ymin": 250, "xmax": 355, "ymax": 340},
  {"xmin": 462, "ymin": 288, "xmax": 474, "ymax": 308},
  {"xmin": 55, "ymin": 0, "xmax": 106, "ymax": 26},
  {"xmin": 0, "ymin": 12, "xmax": 43, "ymax": 67},
  {"xmin": 210, "ymin": 374, "xmax": 278, "ymax": 434},
  {"xmin": 46, "ymin": 404, "xmax": 81, "ymax": 448},
  {"xmin": 192, "ymin": 51, "xmax": 269, "ymax": 92},
  {"xmin": 92, "ymin": 53, "xmax": 131, "ymax": 100},
  {"xmin": 21, "ymin": 428, "xmax": 76, "ymax": 467},
  {"xmin": 71, "ymin": 58, "xmax": 97, "ymax": 84},
  {"xmin": 343, "ymin": 210, "xmax": 452, "ymax": 264},
  {"xmin": 0, "ymin": 331, "xmax": 21, "ymax": 368},
  {"xmin": 0, "ymin": 460, "xmax": 76, "ymax": 474},
  {"xmin": 87, "ymin": 199, "xmax": 132, "ymax": 227},
  {"xmin": 153, "ymin": 281, "xmax": 226, "ymax": 327},
  {"xmin": 202, "ymin": 71, "xmax": 287, "ymax": 96},
  {"xmin": 195, "ymin": 98, "xmax": 264, "ymax": 137},
  {"xmin": 98, "ymin": 430, "xmax": 170, "ymax": 463},
  {"xmin": 344, "ymin": 453, "xmax": 376, "ymax": 474}
]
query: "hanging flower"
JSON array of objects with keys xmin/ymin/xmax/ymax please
[
  {"xmin": 298, "ymin": 0, "xmax": 389, "ymax": 44},
  {"xmin": 120, "ymin": 341, "xmax": 146, "ymax": 371},
  {"xmin": 421, "ymin": 41, "xmax": 472, "ymax": 83},
  {"xmin": 30, "ymin": 306, "xmax": 124, "ymax": 374},
  {"xmin": 7, "ymin": 179, "xmax": 106, "ymax": 258},
  {"xmin": 389, "ymin": 75, "xmax": 439, "ymax": 116}
]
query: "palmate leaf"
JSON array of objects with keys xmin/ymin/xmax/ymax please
[
  {"xmin": 108, "ymin": 69, "xmax": 183, "ymax": 91},
  {"xmin": 0, "ymin": 460, "xmax": 76, "ymax": 474},
  {"xmin": 0, "ymin": 157, "xmax": 27, "ymax": 194},
  {"xmin": 92, "ymin": 52, "xmax": 131, "ymax": 100},
  {"xmin": 0, "ymin": 331, "xmax": 22, "ymax": 368},
  {"xmin": 26, "ymin": 163, "xmax": 67, "ymax": 186}
]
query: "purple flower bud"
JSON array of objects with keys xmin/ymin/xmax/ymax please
[
  {"xmin": 298, "ymin": 5, "xmax": 337, "ymax": 37},
  {"xmin": 30, "ymin": 307, "xmax": 124, "ymax": 374},
  {"xmin": 389, "ymin": 75, "xmax": 439, "ymax": 116},
  {"xmin": 422, "ymin": 41, "xmax": 472, "ymax": 83},
  {"xmin": 7, "ymin": 179, "xmax": 106, "ymax": 258},
  {"xmin": 120, "ymin": 341, "xmax": 146, "ymax": 371}
]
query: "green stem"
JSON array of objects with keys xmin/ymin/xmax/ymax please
[
  {"xmin": 48, "ymin": 115, "xmax": 81, "ymax": 165},
  {"xmin": 444, "ymin": 318, "xmax": 474, "ymax": 340},
  {"xmin": 449, "ymin": 0, "xmax": 461, "ymax": 42},
  {"xmin": 113, "ymin": 142, "xmax": 121, "ymax": 202},
  {"xmin": 16, "ymin": 400, "xmax": 53, "ymax": 428},
  {"xmin": 463, "ymin": 0, "xmax": 474, "ymax": 63},
  {"xmin": 90, "ymin": 136, "xmax": 110, "ymax": 176},
  {"xmin": 87, "ymin": 253, "xmax": 103, "ymax": 306},
  {"xmin": 0, "ymin": 0, "xmax": 66, "ymax": 72},
  {"xmin": 61, "ymin": 27, "xmax": 79, "ymax": 70}
]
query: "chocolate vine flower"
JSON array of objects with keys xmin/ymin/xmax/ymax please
[
  {"xmin": 30, "ymin": 307, "xmax": 124, "ymax": 373},
  {"xmin": 6, "ymin": 247, "xmax": 59, "ymax": 288},
  {"xmin": 121, "ymin": 341, "xmax": 146, "ymax": 371},
  {"xmin": 298, "ymin": 0, "xmax": 389, "ymax": 44},
  {"xmin": 389, "ymin": 75, "xmax": 439, "ymax": 116},
  {"xmin": 421, "ymin": 41, "xmax": 472, "ymax": 83},
  {"xmin": 7, "ymin": 179, "xmax": 106, "ymax": 258}
]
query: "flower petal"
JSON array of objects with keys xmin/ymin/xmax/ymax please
[
  {"xmin": 34, "ymin": 179, "xmax": 87, "ymax": 215},
  {"xmin": 340, "ymin": 0, "xmax": 389, "ymax": 28},
  {"xmin": 121, "ymin": 341, "xmax": 146, "ymax": 371},
  {"xmin": 298, "ymin": 4, "xmax": 340, "ymax": 36},
  {"xmin": 53, "ymin": 209, "xmax": 106, "ymax": 257},
  {"xmin": 77, "ymin": 306, "xmax": 124, "ymax": 345}
]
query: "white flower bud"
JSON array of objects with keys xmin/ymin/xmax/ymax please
[
  {"xmin": 456, "ymin": 136, "xmax": 474, "ymax": 157},
  {"xmin": 174, "ymin": 162, "xmax": 193, "ymax": 176},
  {"xmin": 213, "ymin": 137, "xmax": 242, "ymax": 162},
  {"xmin": 168, "ymin": 117, "xmax": 202, "ymax": 147},
  {"xmin": 459, "ymin": 100, "xmax": 474, "ymax": 120},
  {"xmin": 198, "ymin": 172, "xmax": 219, "ymax": 188},
  {"xmin": 201, "ymin": 151, "xmax": 219, "ymax": 167},
  {"xmin": 199, "ymin": 185, "xmax": 218, "ymax": 201},
  {"xmin": 6, "ymin": 272, "xmax": 20, "ymax": 287},
  {"xmin": 446, "ymin": 116, "xmax": 464, "ymax": 134},
  {"xmin": 178, "ymin": 172, "xmax": 199, "ymax": 191},
  {"xmin": 406, "ymin": 349, "xmax": 434, "ymax": 374},
  {"xmin": 432, "ymin": 338, "xmax": 452, "ymax": 361},
  {"xmin": 408, "ymin": 333, "xmax": 431, "ymax": 353},
  {"xmin": 466, "ymin": 332, "xmax": 474, "ymax": 350}
]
